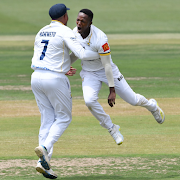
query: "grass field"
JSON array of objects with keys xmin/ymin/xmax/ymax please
[
  {"xmin": 0, "ymin": 0, "xmax": 180, "ymax": 179},
  {"xmin": 1, "ymin": 0, "xmax": 180, "ymax": 34}
]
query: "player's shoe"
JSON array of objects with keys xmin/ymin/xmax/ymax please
[
  {"xmin": 36, "ymin": 161, "xmax": 58, "ymax": 179},
  {"xmin": 149, "ymin": 99, "xmax": 165, "ymax": 124},
  {"xmin": 108, "ymin": 124, "xmax": 124, "ymax": 145},
  {"xmin": 35, "ymin": 145, "xmax": 51, "ymax": 170}
]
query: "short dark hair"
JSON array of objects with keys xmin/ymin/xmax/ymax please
[{"xmin": 79, "ymin": 9, "xmax": 93, "ymax": 22}]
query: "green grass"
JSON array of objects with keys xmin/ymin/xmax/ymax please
[
  {"xmin": 0, "ymin": 41, "xmax": 179, "ymax": 100},
  {"xmin": 0, "ymin": 0, "xmax": 180, "ymax": 34},
  {"xmin": 1, "ymin": 160, "xmax": 180, "ymax": 180},
  {"xmin": 0, "ymin": 0, "xmax": 180, "ymax": 179},
  {"xmin": 0, "ymin": 114, "xmax": 180, "ymax": 179},
  {"xmin": 1, "ymin": 159, "xmax": 180, "ymax": 180},
  {"xmin": 1, "ymin": 114, "xmax": 179, "ymax": 158}
]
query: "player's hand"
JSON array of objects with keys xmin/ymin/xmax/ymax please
[
  {"xmin": 65, "ymin": 66, "xmax": 77, "ymax": 76},
  {"xmin": 108, "ymin": 87, "xmax": 116, "ymax": 107}
]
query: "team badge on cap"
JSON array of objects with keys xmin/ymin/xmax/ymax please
[{"xmin": 102, "ymin": 43, "xmax": 110, "ymax": 52}]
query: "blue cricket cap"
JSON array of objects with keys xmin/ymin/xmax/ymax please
[{"xmin": 49, "ymin": 4, "xmax": 70, "ymax": 19}]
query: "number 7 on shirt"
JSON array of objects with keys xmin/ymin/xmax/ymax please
[{"xmin": 40, "ymin": 40, "xmax": 49, "ymax": 60}]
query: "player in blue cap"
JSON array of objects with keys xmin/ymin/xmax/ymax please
[{"xmin": 31, "ymin": 4, "xmax": 100, "ymax": 179}]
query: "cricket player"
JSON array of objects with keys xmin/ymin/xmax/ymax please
[
  {"xmin": 31, "ymin": 4, "xmax": 99, "ymax": 179},
  {"xmin": 71, "ymin": 9, "xmax": 165, "ymax": 146}
]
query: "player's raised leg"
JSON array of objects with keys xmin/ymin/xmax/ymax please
[
  {"xmin": 108, "ymin": 124, "xmax": 124, "ymax": 145},
  {"xmin": 82, "ymin": 74, "xmax": 123, "ymax": 145},
  {"xmin": 41, "ymin": 76, "xmax": 72, "ymax": 153},
  {"xmin": 114, "ymin": 77, "xmax": 165, "ymax": 123},
  {"xmin": 149, "ymin": 99, "xmax": 165, "ymax": 124}
]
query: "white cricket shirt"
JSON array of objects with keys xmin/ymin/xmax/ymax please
[
  {"xmin": 31, "ymin": 21, "xmax": 99, "ymax": 73},
  {"xmin": 73, "ymin": 25, "xmax": 117, "ymax": 72}
]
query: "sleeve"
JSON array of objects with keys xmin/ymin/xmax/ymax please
[
  {"xmin": 63, "ymin": 29, "xmax": 100, "ymax": 60},
  {"xmin": 98, "ymin": 33, "xmax": 114, "ymax": 87},
  {"xmin": 69, "ymin": 52, "xmax": 78, "ymax": 64},
  {"xmin": 97, "ymin": 33, "xmax": 111, "ymax": 56},
  {"xmin": 101, "ymin": 55, "xmax": 114, "ymax": 87}
]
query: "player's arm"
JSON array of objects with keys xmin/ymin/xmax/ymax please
[
  {"xmin": 98, "ymin": 32, "xmax": 116, "ymax": 107},
  {"xmin": 100, "ymin": 54, "xmax": 114, "ymax": 87},
  {"xmin": 64, "ymin": 30, "xmax": 100, "ymax": 61},
  {"xmin": 69, "ymin": 52, "xmax": 78, "ymax": 64},
  {"xmin": 69, "ymin": 41, "xmax": 99, "ymax": 60},
  {"xmin": 100, "ymin": 54, "xmax": 116, "ymax": 107}
]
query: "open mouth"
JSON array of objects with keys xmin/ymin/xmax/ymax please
[{"xmin": 77, "ymin": 27, "xmax": 81, "ymax": 31}]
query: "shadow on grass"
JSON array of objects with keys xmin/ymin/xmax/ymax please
[
  {"xmin": 58, "ymin": 174, "xmax": 180, "ymax": 180},
  {"xmin": 2, "ymin": 174, "xmax": 180, "ymax": 180},
  {"xmin": 59, "ymin": 175, "xmax": 151, "ymax": 180}
]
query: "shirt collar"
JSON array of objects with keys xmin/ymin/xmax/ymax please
[
  {"xmin": 51, "ymin": 20, "xmax": 64, "ymax": 25},
  {"xmin": 85, "ymin": 26, "xmax": 92, "ymax": 42}
]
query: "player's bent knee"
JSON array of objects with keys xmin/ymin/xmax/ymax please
[
  {"xmin": 125, "ymin": 98, "xmax": 137, "ymax": 106},
  {"xmin": 130, "ymin": 101, "xmax": 138, "ymax": 106},
  {"xmin": 85, "ymin": 100, "xmax": 95, "ymax": 108}
]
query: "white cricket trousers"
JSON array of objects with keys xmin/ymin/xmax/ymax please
[
  {"xmin": 31, "ymin": 70, "xmax": 72, "ymax": 159},
  {"xmin": 80, "ymin": 69, "xmax": 157, "ymax": 129}
]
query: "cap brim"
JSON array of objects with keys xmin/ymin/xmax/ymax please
[{"xmin": 66, "ymin": 8, "xmax": 70, "ymax": 10}]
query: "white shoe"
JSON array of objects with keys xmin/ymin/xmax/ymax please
[
  {"xmin": 149, "ymin": 99, "xmax": 165, "ymax": 124},
  {"xmin": 35, "ymin": 146, "xmax": 51, "ymax": 170},
  {"xmin": 108, "ymin": 124, "xmax": 124, "ymax": 145},
  {"xmin": 36, "ymin": 161, "xmax": 58, "ymax": 179}
]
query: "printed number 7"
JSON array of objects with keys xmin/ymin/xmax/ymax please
[{"xmin": 40, "ymin": 40, "xmax": 49, "ymax": 60}]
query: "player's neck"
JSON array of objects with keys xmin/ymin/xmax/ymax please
[{"xmin": 81, "ymin": 27, "xmax": 91, "ymax": 39}]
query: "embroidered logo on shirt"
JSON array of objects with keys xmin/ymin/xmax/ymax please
[
  {"xmin": 102, "ymin": 43, "xmax": 110, "ymax": 52},
  {"xmin": 70, "ymin": 37, "xmax": 76, "ymax": 41}
]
